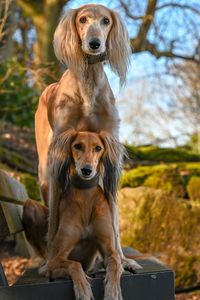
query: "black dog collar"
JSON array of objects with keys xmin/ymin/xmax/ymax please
[
  {"xmin": 71, "ymin": 174, "xmax": 99, "ymax": 189},
  {"xmin": 86, "ymin": 52, "xmax": 107, "ymax": 64}
]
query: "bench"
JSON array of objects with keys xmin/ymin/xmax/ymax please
[{"xmin": 0, "ymin": 169, "xmax": 175, "ymax": 300}]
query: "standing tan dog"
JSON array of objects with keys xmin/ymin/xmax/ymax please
[
  {"xmin": 24, "ymin": 130, "xmax": 123, "ymax": 300},
  {"xmin": 35, "ymin": 4, "xmax": 141, "ymax": 271}
]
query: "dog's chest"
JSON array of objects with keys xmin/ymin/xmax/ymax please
[
  {"xmin": 54, "ymin": 98, "xmax": 116, "ymax": 134},
  {"xmin": 81, "ymin": 224, "xmax": 94, "ymax": 240}
]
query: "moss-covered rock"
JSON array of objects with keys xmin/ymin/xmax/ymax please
[
  {"xmin": 125, "ymin": 145, "xmax": 200, "ymax": 163},
  {"xmin": 0, "ymin": 145, "xmax": 36, "ymax": 175},
  {"xmin": 120, "ymin": 166, "xmax": 154, "ymax": 188},
  {"xmin": 118, "ymin": 187, "xmax": 200, "ymax": 289},
  {"xmin": 0, "ymin": 163, "xmax": 40, "ymax": 201},
  {"xmin": 187, "ymin": 176, "xmax": 200, "ymax": 201},
  {"xmin": 120, "ymin": 163, "xmax": 200, "ymax": 198},
  {"xmin": 143, "ymin": 166, "xmax": 185, "ymax": 197},
  {"xmin": 20, "ymin": 173, "xmax": 40, "ymax": 201}
]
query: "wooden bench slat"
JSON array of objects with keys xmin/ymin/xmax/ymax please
[
  {"xmin": 0, "ymin": 169, "xmax": 34, "ymax": 257},
  {"xmin": 0, "ymin": 169, "xmax": 28, "ymax": 236}
]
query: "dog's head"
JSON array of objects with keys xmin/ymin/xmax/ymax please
[
  {"xmin": 48, "ymin": 129, "xmax": 124, "ymax": 193},
  {"xmin": 53, "ymin": 4, "xmax": 131, "ymax": 84},
  {"xmin": 71, "ymin": 131, "xmax": 104, "ymax": 180}
]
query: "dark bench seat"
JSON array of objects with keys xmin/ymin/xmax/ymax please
[{"xmin": 0, "ymin": 248, "xmax": 174, "ymax": 300}]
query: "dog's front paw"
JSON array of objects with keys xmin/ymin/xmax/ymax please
[
  {"xmin": 38, "ymin": 260, "xmax": 50, "ymax": 277},
  {"xmin": 122, "ymin": 257, "xmax": 142, "ymax": 273},
  {"xmin": 73, "ymin": 274, "xmax": 94, "ymax": 300},
  {"xmin": 104, "ymin": 282, "xmax": 122, "ymax": 300}
]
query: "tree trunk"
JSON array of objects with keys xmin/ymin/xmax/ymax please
[{"xmin": 17, "ymin": 0, "xmax": 68, "ymax": 81}]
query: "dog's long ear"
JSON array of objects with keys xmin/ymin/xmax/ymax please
[
  {"xmin": 47, "ymin": 129, "xmax": 77, "ymax": 244},
  {"xmin": 53, "ymin": 9, "xmax": 85, "ymax": 74},
  {"xmin": 107, "ymin": 11, "xmax": 131, "ymax": 86},
  {"xmin": 48, "ymin": 129, "xmax": 77, "ymax": 194},
  {"xmin": 100, "ymin": 131, "xmax": 125, "ymax": 202}
]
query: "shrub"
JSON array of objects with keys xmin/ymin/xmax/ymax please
[
  {"xmin": 120, "ymin": 165, "xmax": 160, "ymax": 188},
  {"xmin": 0, "ymin": 59, "xmax": 39, "ymax": 127},
  {"xmin": 144, "ymin": 166, "xmax": 185, "ymax": 197},
  {"xmin": 187, "ymin": 176, "xmax": 200, "ymax": 201},
  {"xmin": 121, "ymin": 163, "xmax": 200, "ymax": 198},
  {"xmin": 125, "ymin": 145, "xmax": 200, "ymax": 163},
  {"xmin": 118, "ymin": 187, "xmax": 200, "ymax": 289}
]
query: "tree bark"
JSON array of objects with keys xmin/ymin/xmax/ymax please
[{"xmin": 17, "ymin": 0, "xmax": 68, "ymax": 80}]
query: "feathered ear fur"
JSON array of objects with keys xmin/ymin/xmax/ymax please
[
  {"xmin": 47, "ymin": 129, "xmax": 77, "ymax": 244},
  {"xmin": 53, "ymin": 9, "xmax": 85, "ymax": 75},
  {"xmin": 48, "ymin": 129, "xmax": 77, "ymax": 193},
  {"xmin": 100, "ymin": 131, "xmax": 125, "ymax": 202},
  {"xmin": 107, "ymin": 11, "xmax": 131, "ymax": 85}
]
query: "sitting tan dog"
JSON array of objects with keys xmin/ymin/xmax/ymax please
[{"xmin": 23, "ymin": 130, "xmax": 123, "ymax": 300}]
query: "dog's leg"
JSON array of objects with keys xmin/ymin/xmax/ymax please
[
  {"xmin": 103, "ymin": 157, "xmax": 142, "ymax": 272},
  {"xmin": 93, "ymin": 209, "xmax": 123, "ymax": 300},
  {"xmin": 110, "ymin": 200, "xmax": 142, "ymax": 272},
  {"xmin": 48, "ymin": 259, "xmax": 94, "ymax": 300},
  {"xmin": 22, "ymin": 199, "xmax": 48, "ymax": 258},
  {"xmin": 97, "ymin": 235, "xmax": 123, "ymax": 300},
  {"xmin": 104, "ymin": 252, "xmax": 123, "ymax": 300},
  {"xmin": 40, "ymin": 221, "xmax": 94, "ymax": 300}
]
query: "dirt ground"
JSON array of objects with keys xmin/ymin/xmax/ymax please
[
  {"xmin": 1, "ymin": 256, "xmax": 200, "ymax": 299},
  {"xmin": 176, "ymin": 293, "xmax": 200, "ymax": 300}
]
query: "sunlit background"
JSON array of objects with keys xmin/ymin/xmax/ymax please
[{"xmin": 0, "ymin": 1, "xmax": 200, "ymax": 296}]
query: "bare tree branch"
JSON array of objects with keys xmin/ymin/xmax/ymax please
[
  {"xmin": 0, "ymin": 0, "xmax": 9, "ymax": 39},
  {"xmin": 0, "ymin": 0, "xmax": 15, "ymax": 63},
  {"xmin": 133, "ymin": 0, "xmax": 157, "ymax": 49},
  {"xmin": 119, "ymin": 0, "xmax": 200, "ymax": 63},
  {"xmin": 131, "ymin": 39, "xmax": 200, "ymax": 63},
  {"xmin": 156, "ymin": 3, "xmax": 200, "ymax": 16},
  {"xmin": 119, "ymin": 0, "xmax": 144, "ymax": 20}
]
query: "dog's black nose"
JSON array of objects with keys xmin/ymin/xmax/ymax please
[
  {"xmin": 81, "ymin": 166, "xmax": 92, "ymax": 176},
  {"xmin": 89, "ymin": 38, "xmax": 101, "ymax": 50}
]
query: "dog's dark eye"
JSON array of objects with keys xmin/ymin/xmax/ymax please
[
  {"xmin": 79, "ymin": 17, "xmax": 87, "ymax": 24},
  {"xmin": 74, "ymin": 143, "xmax": 82, "ymax": 150},
  {"xmin": 103, "ymin": 17, "xmax": 110, "ymax": 25},
  {"xmin": 95, "ymin": 145, "xmax": 102, "ymax": 152}
]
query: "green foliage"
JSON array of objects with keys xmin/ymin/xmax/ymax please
[
  {"xmin": 175, "ymin": 255, "xmax": 198, "ymax": 288},
  {"xmin": 125, "ymin": 144, "xmax": 200, "ymax": 162},
  {"xmin": 118, "ymin": 187, "xmax": 200, "ymax": 289},
  {"xmin": 0, "ymin": 59, "xmax": 39, "ymax": 127},
  {"xmin": 186, "ymin": 133, "xmax": 200, "ymax": 153},
  {"xmin": 0, "ymin": 145, "xmax": 36, "ymax": 175},
  {"xmin": 0, "ymin": 162, "xmax": 40, "ymax": 202},
  {"xmin": 144, "ymin": 166, "xmax": 185, "ymax": 197},
  {"xmin": 187, "ymin": 176, "xmax": 200, "ymax": 201},
  {"xmin": 121, "ymin": 162, "xmax": 200, "ymax": 199},
  {"xmin": 20, "ymin": 173, "xmax": 40, "ymax": 201},
  {"xmin": 120, "ymin": 165, "xmax": 155, "ymax": 187}
]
